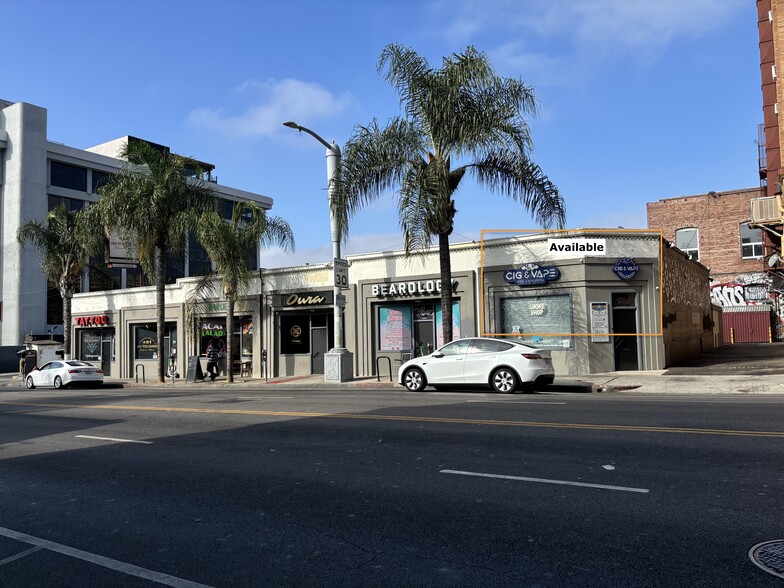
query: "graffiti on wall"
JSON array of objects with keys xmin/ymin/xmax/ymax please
[{"xmin": 709, "ymin": 273, "xmax": 773, "ymax": 307}]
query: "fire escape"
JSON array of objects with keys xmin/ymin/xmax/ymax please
[{"xmin": 751, "ymin": 124, "xmax": 784, "ymax": 289}]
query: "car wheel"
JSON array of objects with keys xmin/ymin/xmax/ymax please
[
  {"xmin": 54, "ymin": 376, "xmax": 63, "ymax": 390},
  {"xmin": 25, "ymin": 376, "xmax": 35, "ymax": 389},
  {"xmin": 491, "ymin": 367, "xmax": 518, "ymax": 393},
  {"xmin": 403, "ymin": 368, "xmax": 427, "ymax": 392}
]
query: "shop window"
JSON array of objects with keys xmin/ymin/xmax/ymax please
[
  {"xmin": 134, "ymin": 323, "xmax": 176, "ymax": 360},
  {"xmin": 675, "ymin": 228, "xmax": 699, "ymax": 261},
  {"xmin": 79, "ymin": 330, "xmax": 102, "ymax": 362},
  {"xmin": 500, "ymin": 294, "xmax": 573, "ymax": 349},
  {"xmin": 200, "ymin": 320, "xmax": 227, "ymax": 355},
  {"xmin": 378, "ymin": 306, "xmax": 413, "ymax": 352},
  {"xmin": 740, "ymin": 223, "xmax": 763, "ymax": 259},
  {"xmin": 435, "ymin": 302, "xmax": 461, "ymax": 348},
  {"xmin": 280, "ymin": 313, "xmax": 310, "ymax": 354}
]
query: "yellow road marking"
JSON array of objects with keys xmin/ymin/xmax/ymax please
[{"xmin": 1, "ymin": 400, "xmax": 783, "ymax": 438}]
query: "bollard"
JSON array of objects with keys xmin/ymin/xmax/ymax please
[
  {"xmin": 730, "ymin": 327, "xmax": 734, "ymax": 344},
  {"xmin": 770, "ymin": 326, "xmax": 773, "ymax": 343}
]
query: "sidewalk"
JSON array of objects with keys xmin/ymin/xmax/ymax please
[{"xmin": 4, "ymin": 371, "xmax": 784, "ymax": 395}]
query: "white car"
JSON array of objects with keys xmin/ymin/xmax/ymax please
[
  {"xmin": 25, "ymin": 360, "xmax": 104, "ymax": 390},
  {"xmin": 397, "ymin": 337, "xmax": 554, "ymax": 393}
]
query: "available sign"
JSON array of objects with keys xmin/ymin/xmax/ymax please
[
  {"xmin": 547, "ymin": 238, "xmax": 606, "ymax": 257},
  {"xmin": 503, "ymin": 264, "xmax": 560, "ymax": 286}
]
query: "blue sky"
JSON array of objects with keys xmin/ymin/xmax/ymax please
[{"xmin": 5, "ymin": 0, "xmax": 757, "ymax": 267}]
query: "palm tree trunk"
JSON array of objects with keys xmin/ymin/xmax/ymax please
[
  {"xmin": 62, "ymin": 290, "xmax": 72, "ymax": 360},
  {"xmin": 156, "ymin": 247, "xmax": 166, "ymax": 383},
  {"xmin": 226, "ymin": 298, "xmax": 235, "ymax": 384},
  {"xmin": 438, "ymin": 231, "xmax": 453, "ymax": 345}
]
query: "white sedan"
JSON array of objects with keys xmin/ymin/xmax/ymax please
[
  {"xmin": 397, "ymin": 337, "xmax": 554, "ymax": 393},
  {"xmin": 25, "ymin": 360, "xmax": 104, "ymax": 390}
]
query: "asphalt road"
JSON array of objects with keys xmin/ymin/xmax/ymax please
[{"xmin": 1, "ymin": 385, "xmax": 783, "ymax": 587}]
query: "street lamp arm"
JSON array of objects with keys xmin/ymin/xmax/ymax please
[{"xmin": 283, "ymin": 121, "xmax": 337, "ymax": 153}]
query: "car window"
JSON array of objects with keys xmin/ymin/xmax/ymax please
[
  {"xmin": 468, "ymin": 339, "xmax": 502, "ymax": 354},
  {"xmin": 439, "ymin": 340, "xmax": 472, "ymax": 356},
  {"xmin": 51, "ymin": 362, "xmax": 62, "ymax": 369},
  {"xmin": 66, "ymin": 361, "xmax": 82, "ymax": 367},
  {"xmin": 39, "ymin": 363, "xmax": 51, "ymax": 371},
  {"xmin": 497, "ymin": 342, "xmax": 514, "ymax": 351}
]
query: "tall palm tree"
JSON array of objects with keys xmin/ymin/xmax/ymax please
[
  {"xmin": 193, "ymin": 201, "xmax": 294, "ymax": 383},
  {"xmin": 95, "ymin": 141, "xmax": 217, "ymax": 382},
  {"xmin": 334, "ymin": 44, "xmax": 566, "ymax": 344},
  {"xmin": 17, "ymin": 204, "xmax": 104, "ymax": 359}
]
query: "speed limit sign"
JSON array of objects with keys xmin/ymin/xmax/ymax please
[{"xmin": 333, "ymin": 258, "xmax": 349, "ymax": 289}]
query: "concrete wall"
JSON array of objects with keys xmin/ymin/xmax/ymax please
[{"xmin": 0, "ymin": 101, "xmax": 48, "ymax": 346}]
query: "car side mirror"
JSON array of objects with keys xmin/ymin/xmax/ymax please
[{"xmin": 432, "ymin": 352, "xmax": 444, "ymax": 358}]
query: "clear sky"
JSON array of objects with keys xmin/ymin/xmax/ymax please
[{"xmin": 4, "ymin": 0, "xmax": 758, "ymax": 267}]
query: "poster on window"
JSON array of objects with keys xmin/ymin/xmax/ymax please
[
  {"xmin": 435, "ymin": 302, "xmax": 461, "ymax": 348},
  {"xmin": 590, "ymin": 302, "xmax": 610, "ymax": 343},
  {"xmin": 81, "ymin": 331, "xmax": 101, "ymax": 361},
  {"xmin": 379, "ymin": 306, "xmax": 412, "ymax": 351}
]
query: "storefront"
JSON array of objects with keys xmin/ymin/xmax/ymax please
[
  {"xmin": 74, "ymin": 313, "xmax": 116, "ymax": 376},
  {"xmin": 270, "ymin": 289, "xmax": 336, "ymax": 376},
  {"xmin": 355, "ymin": 271, "xmax": 477, "ymax": 377},
  {"xmin": 70, "ymin": 230, "xmax": 711, "ymax": 380}
]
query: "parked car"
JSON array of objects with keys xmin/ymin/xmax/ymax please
[
  {"xmin": 25, "ymin": 360, "xmax": 104, "ymax": 390},
  {"xmin": 397, "ymin": 337, "xmax": 554, "ymax": 393}
]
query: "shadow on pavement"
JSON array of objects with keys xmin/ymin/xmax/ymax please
[{"xmin": 663, "ymin": 342, "xmax": 784, "ymax": 376}]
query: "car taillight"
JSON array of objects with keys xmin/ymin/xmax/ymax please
[
  {"xmin": 68, "ymin": 370, "xmax": 78, "ymax": 374},
  {"xmin": 522, "ymin": 353, "xmax": 542, "ymax": 360},
  {"xmin": 97, "ymin": 369, "xmax": 104, "ymax": 374}
]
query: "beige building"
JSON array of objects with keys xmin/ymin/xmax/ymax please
[{"xmin": 71, "ymin": 230, "xmax": 712, "ymax": 380}]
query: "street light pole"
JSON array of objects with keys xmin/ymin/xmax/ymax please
[{"xmin": 283, "ymin": 121, "xmax": 353, "ymax": 382}]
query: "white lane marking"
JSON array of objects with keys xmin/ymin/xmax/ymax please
[
  {"xmin": 0, "ymin": 546, "xmax": 43, "ymax": 566},
  {"xmin": 464, "ymin": 400, "xmax": 566, "ymax": 405},
  {"xmin": 441, "ymin": 469, "xmax": 649, "ymax": 493},
  {"xmin": 75, "ymin": 435, "xmax": 152, "ymax": 445},
  {"xmin": 0, "ymin": 526, "xmax": 212, "ymax": 587}
]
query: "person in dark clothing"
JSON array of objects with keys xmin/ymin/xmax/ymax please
[{"xmin": 206, "ymin": 344, "xmax": 219, "ymax": 381}]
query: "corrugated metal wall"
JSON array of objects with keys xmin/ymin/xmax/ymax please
[{"xmin": 722, "ymin": 308, "xmax": 773, "ymax": 343}]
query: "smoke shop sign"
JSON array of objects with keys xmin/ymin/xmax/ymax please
[
  {"xmin": 371, "ymin": 280, "xmax": 458, "ymax": 298},
  {"xmin": 504, "ymin": 263, "xmax": 560, "ymax": 286}
]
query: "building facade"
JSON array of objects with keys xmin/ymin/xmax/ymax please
[
  {"xmin": 647, "ymin": 188, "xmax": 781, "ymax": 342},
  {"xmin": 758, "ymin": 0, "xmax": 784, "ymax": 197},
  {"xmin": 71, "ymin": 230, "xmax": 713, "ymax": 379},
  {"xmin": 0, "ymin": 98, "xmax": 273, "ymax": 349}
]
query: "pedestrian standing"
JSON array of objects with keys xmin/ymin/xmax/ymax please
[{"xmin": 206, "ymin": 344, "xmax": 219, "ymax": 381}]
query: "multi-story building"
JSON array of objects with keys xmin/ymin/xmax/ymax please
[{"xmin": 0, "ymin": 98, "xmax": 273, "ymax": 350}]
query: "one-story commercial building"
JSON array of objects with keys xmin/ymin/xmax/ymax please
[{"xmin": 71, "ymin": 230, "xmax": 715, "ymax": 380}]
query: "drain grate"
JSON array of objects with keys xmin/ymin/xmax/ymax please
[{"xmin": 749, "ymin": 540, "xmax": 784, "ymax": 579}]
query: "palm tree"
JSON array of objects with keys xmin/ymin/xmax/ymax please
[
  {"xmin": 95, "ymin": 141, "xmax": 217, "ymax": 382},
  {"xmin": 192, "ymin": 201, "xmax": 294, "ymax": 383},
  {"xmin": 17, "ymin": 204, "xmax": 104, "ymax": 359},
  {"xmin": 334, "ymin": 44, "xmax": 566, "ymax": 344}
]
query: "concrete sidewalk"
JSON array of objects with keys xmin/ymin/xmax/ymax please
[{"xmin": 4, "ymin": 371, "xmax": 784, "ymax": 395}]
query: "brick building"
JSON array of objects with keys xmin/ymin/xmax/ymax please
[{"xmin": 647, "ymin": 188, "xmax": 780, "ymax": 342}]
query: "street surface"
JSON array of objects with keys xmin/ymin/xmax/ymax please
[{"xmin": 1, "ymin": 384, "xmax": 783, "ymax": 586}]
